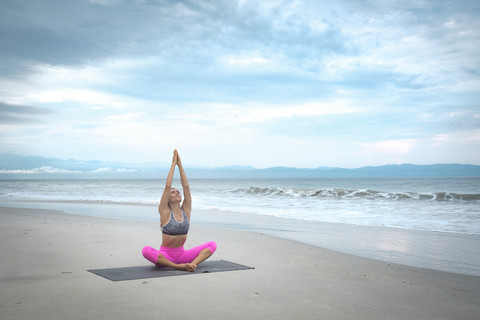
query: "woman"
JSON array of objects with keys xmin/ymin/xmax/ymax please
[{"xmin": 142, "ymin": 149, "xmax": 217, "ymax": 272}]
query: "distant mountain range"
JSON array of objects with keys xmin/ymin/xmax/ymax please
[{"xmin": 0, "ymin": 153, "xmax": 479, "ymax": 179}]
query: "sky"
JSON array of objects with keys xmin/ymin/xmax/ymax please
[{"xmin": 0, "ymin": 0, "xmax": 479, "ymax": 169}]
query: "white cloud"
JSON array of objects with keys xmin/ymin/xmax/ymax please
[
  {"xmin": 239, "ymin": 101, "xmax": 362, "ymax": 122},
  {"xmin": 93, "ymin": 167, "xmax": 138, "ymax": 173},
  {"xmin": 27, "ymin": 89, "xmax": 126, "ymax": 107},
  {"xmin": 225, "ymin": 56, "xmax": 269, "ymax": 66},
  {"xmin": 104, "ymin": 112, "xmax": 146, "ymax": 121},
  {"xmin": 33, "ymin": 64, "xmax": 115, "ymax": 86},
  {"xmin": 363, "ymin": 140, "xmax": 415, "ymax": 155},
  {"xmin": 433, "ymin": 130, "xmax": 480, "ymax": 146},
  {"xmin": 175, "ymin": 100, "xmax": 363, "ymax": 127},
  {"xmin": 0, "ymin": 167, "xmax": 81, "ymax": 174},
  {"xmin": 0, "ymin": 166, "xmax": 138, "ymax": 175}
]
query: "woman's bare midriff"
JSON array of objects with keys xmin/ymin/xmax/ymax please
[{"xmin": 161, "ymin": 233, "xmax": 187, "ymax": 248}]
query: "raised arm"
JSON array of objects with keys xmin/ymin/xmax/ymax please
[
  {"xmin": 176, "ymin": 151, "xmax": 192, "ymax": 217},
  {"xmin": 158, "ymin": 151, "xmax": 178, "ymax": 216}
]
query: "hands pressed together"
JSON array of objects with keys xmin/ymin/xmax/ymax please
[{"xmin": 171, "ymin": 149, "xmax": 183, "ymax": 166}]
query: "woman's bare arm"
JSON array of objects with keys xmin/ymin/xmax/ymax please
[
  {"xmin": 158, "ymin": 151, "xmax": 177, "ymax": 216},
  {"xmin": 176, "ymin": 151, "xmax": 192, "ymax": 217}
]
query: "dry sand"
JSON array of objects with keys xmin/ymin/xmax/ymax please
[{"xmin": 1, "ymin": 206, "xmax": 479, "ymax": 320}]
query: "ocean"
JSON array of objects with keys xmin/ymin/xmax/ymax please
[
  {"xmin": 1, "ymin": 178, "xmax": 479, "ymax": 234},
  {"xmin": 1, "ymin": 177, "xmax": 479, "ymax": 275}
]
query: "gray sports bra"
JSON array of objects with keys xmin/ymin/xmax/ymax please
[{"xmin": 162, "ymin": 208, "xmax": 190, "ymax": 235}]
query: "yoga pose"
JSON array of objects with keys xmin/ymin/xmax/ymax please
[{"xmin": 142, "ymin": 149, "xmax": 216, "ymax": 272}]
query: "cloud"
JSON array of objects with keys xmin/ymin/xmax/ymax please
[
  {"xmin": 0, "ymin": 167, "xmax": 80, "ymax": 174},
  {"xmin": 93, "ymin": 167, "xmax": 138, "ymax": 173},
  {"xmin": 240, "ymin": 101, "xmax": 362, "ymax": 122},
  {"xmin": 0, "ymin": 0, "xmax": 349, "ymax": 78},
  {"xmin": 0, "ymin": 0, "xmax": 182, "ymax": 76},
  {"xmin": 420, "ymin": 108, "xmax": 480, "ymax": 134},
  {"xmin": 3, "ymin": 0, "xmax": 477, "ymax": 99},
  {"xmin": 0, "ymin": 102, "xmax": 53, "ymax": 124},
  {"xmin": 363, "ymin": 140, "xmax": 415, "ymax": 155},
  {"xmin": 0, "ymin": 0, "xmax": 478, "ymax": 167},
  {"xmin": 0, "ymin": 166, "xmax": 138, "ymax": 174},
  {"xmin": 27, "ymin": 89, "xmax": 125, "ymax": 107},
  {"xmin": 433, "ymin": 130, "xmax": 480, "ymax": 146}
]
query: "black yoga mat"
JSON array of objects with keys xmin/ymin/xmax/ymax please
[{"xmin": 88, "ymin": 260, "xmax": 254, "ymax": 281}]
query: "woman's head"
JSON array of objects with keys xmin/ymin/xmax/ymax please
[{"xmin": 168, "ymin": 188, "xmax": 182, "ymax": 206}]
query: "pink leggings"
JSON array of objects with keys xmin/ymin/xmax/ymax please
[{"xmin": 142, "ymin": 241, "xmax": 217, "ymax": 265}]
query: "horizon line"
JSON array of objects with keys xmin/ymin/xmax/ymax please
[{"xmin": 1, "ymin": 153, "xmax": 480, "ymax": 171}]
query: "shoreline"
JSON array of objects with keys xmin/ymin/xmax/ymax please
[
  {"xmin": 1, "ymin": 206, "xmax": 480, "ymax": 320},
  {"xmin": 1, "ymin": 199, "xmax": 480, "ymax": 276}
]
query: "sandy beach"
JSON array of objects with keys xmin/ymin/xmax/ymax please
[{"xmin": 1, "ymin": 206, "xmax": 479, "ymax": 320}]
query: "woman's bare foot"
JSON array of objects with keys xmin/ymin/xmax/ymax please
[{"xmin": 176, "ymin": 263, "xmax": 196, "ymax": 272}]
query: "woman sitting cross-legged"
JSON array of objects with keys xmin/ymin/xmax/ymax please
[{"xmin": 142, "ymin": 149, "xmax": 216, "ymax": 272}]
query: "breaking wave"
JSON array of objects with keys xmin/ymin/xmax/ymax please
[{"xmin": 230, "ymin": 186, "xmax": 480, "ymax": 202}]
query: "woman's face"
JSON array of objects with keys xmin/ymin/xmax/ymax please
[{"xmin": 169, "ymin": 188, "xmax": 182, "ymax": 204}]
